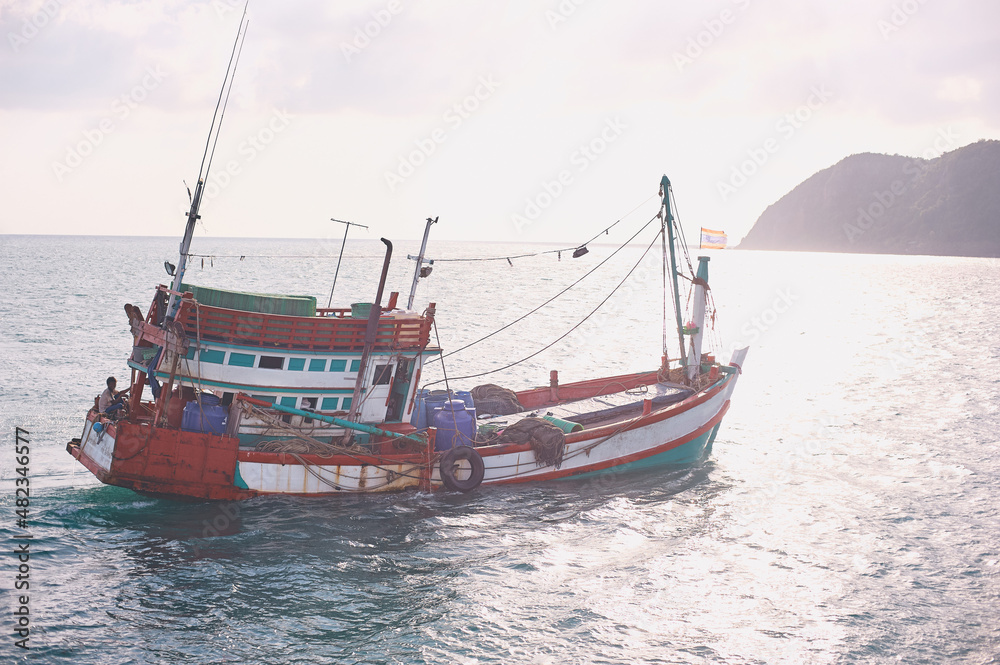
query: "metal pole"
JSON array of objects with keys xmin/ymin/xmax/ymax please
[
  {"xmin": 660, "ymin": 175, "xmax": 687, "ymax": 376},
  {"xmin": 238, "ymin": 395, "xmax": 425, "ymax": 444},
  {"xmin": 407, "ymin": 216, "xmax": 437, "ymax": 309},
  {"xmin": 327, "ymin": 218, "xmax": 368, "ymax": 308},
  {"xmin": 167, "ymin": 179, "xmax": 204, "ymax": 318},
  {"xmin": 346, "ymin": 238, "xmax": 393, "ymax": 425}
]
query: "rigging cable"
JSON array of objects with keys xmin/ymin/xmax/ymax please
[
  {"xmin": 180, "ymin": 195, "xmax": 658, "ymax": 263},
  {"xmin": 427, "ymin": 213, "xmax": 660, "ymax": 364},
  {"xmin": 429, "ymin": 194, "xmax": 657, "ymax": 263},
  {"xmin": 423, "ymin": 225, "xmax": 664, "ymax": 387},
  {"xmin": 203, "ymin": 15, "xmax": 248, "ymax": 183},
  {"xmin": 196, "ymin": 2, "xmax": 249, "ymax": 184}
]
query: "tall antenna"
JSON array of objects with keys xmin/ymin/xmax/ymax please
[
  {"xmin": 166, "ymin": 2, "xmax": 251, "ymax": 319},
  {"xmin": 326, "ymin": 218, "xmax": 369, "ymax": 308},
  {"xmin": 407, "ymin": 216, "xmax": 438, "ymax": 309},
  {"xmin": 196, "ymin": 2, "xmax": 250, "ymax": 185}
]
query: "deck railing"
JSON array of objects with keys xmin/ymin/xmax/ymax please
[{"xmin": 170, "ymin": 292, "xmax": 432, "ymax": 352}]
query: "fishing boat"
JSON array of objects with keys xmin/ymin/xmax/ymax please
[
  {"xmin": 66, "ymin": 14, "xmax": 748, "ymax": 500},
  {"xmin": 65, "ymin": 176, "xmax": 747, "ymax": 499}
]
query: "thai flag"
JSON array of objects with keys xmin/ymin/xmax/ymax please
[{"xmin": 700, "ymin": 228, "xmax": 727, "ymax": 249}]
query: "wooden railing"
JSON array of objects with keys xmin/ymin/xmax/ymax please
[{"xmin": 173, "ymin": 295, "xmax": 432, "ymax": 352}]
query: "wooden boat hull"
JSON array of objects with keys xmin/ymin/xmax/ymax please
[{"xmin": 68, "ymin": 351, "xmax": 745, "ymax": 500}]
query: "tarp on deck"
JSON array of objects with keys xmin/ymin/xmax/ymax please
[{"xmin": 179, "ymin": 284, "xmax": 317, "ymax": 317}]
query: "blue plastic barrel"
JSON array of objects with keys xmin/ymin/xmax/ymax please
[
  {"xmin": 424, "ymin": 391, "xmax": 451, "ymax": 426},
  {"xmin": 432, "ymin": 399, "xmax": 476, "ymax": 451},
  {"xmin": 454, "ymin": 390, "xmax": 475, "ymax": 410},
  {"xmin": 182, "ymin": 393, "xmax": 228, "ymax": 434},
  {"xmin": 410, "ymin": 389, "xmax": 430, "ymax": 428}
]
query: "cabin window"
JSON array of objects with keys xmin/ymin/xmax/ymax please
[
  {"xmin": 185, "ymin": 347, "xmax": 196, "ymax": 360},
  {"xmin": 279, "ymin": 397, "xmax": 297, "ymax": 408},
  {"xmin": 301, "ymin": 397, "xmax": 317, "ymax": 424},
  {"xmin": 288, "ymin": 358, "xmax": 306, "ymax": 371},
  {"xmin": 259, "ymin": 355, "xmax": 284, "ymax": 370},
  {"xmin": 321, "ymin": 397, "xmax": 339, "ymax": 410},
  {"xmin": 200, "ymin": 349, "xmax": 225, "ymax": 364},
  {"xmin": 229, "ymin": 353, "xmax": 255, "ymax": 367},
  {"xmin": 329, "ymin": 359, "xmax": 347, "ymax": 372},
  {"xmin": 342, "ymin": 397, "xmax": 353, "ymax": 410},
  {"xmin": 373, "ymin": 364, "xmax": 393, "ymax": 386},
  {"xmin": 222, "ymin": 392, "xmax": 234, "ymax": 406},
  {"xmin": 309, "ymin": 359, "xmax": 327, "ymax": 372},
  {"xmin": 252, "ymin": 395, "xmax": 275, "ymax": 404},
  {"xmin": 349, "ymin": 359, "xmax": 361, "ymax": 372}
]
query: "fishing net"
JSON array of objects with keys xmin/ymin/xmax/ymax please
[
  {"xmin": 495, "ymin": 417, "xmax": 565, "ymax": 468},
  {"xmin": 471, "ymin": 384, "xmax": 524, "ymax": 416}
]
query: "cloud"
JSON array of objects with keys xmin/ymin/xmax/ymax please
[{"xmin": 1, "ymin": 0, "xmax": 998, "ymax": 241}]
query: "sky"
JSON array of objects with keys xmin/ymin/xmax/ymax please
[{"xmin": 0, "ymin": 0, "xmax": 997, "ymax": 246}]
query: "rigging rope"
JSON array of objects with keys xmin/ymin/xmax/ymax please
[
  {"xmin": 197, "ymin": 5, "xmax": 249, "ymax": 184},
  {"xmin": 430, "ymin": 194, "xmax": 657, "ymax": 263},
  {"xmin": 424, "ymin": 226, "xmax": 664, "ymax": 387},
  {"xmin": 427, "ymin": 214, "xmax": 660, "ymax": 364},
  {"xmin": 180, "ymin": 195, "xmax": 659, "ymax": 264}
]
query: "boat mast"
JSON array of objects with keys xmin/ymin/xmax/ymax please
[
  {"xmin": 407, "ymin": 216, "xmax": 437, "ymax": 310},
  {"xmin": 167, "ymin": 181, "xmax": 205, "ymax": 318},
  {"xmin": 165, "ymin": 5, "xmax": 249, "ymax": 320},
  {"xmin": 660, "ymin": 175, "xmax": 688, "ymax": 377}
]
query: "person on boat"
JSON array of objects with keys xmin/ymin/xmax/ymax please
[{"xmin": 99, "ymin": 377, "xmax": 129, "ymax": 418}]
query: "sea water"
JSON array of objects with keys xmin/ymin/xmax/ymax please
[{"xmin": 1, "ymin": 234, "xmax": 998, "ymax": 664}]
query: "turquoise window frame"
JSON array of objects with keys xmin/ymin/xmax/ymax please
[
  {"xmin": 321, "ymin": 397, "xmax": 339, "ymax": 410},
  {"xmin": 251, "ymin": 395, "xmax": 276, "ymax": 404},
  {"xmin": 341, "ymin": 397, "xmax": 353, "ymax": 410},
  {"xmin": 288, "ymin": 358, "xmax": 306, "ymax": 371},
  {"xmin": 349, "ymin": 359, "xmax": 361, "ymax": 372},
  {"xmin": 329, "ymin": 359, "xmax": 347, "ymax": 372},
  {"xmin": 279, "ymin": 396, "xmax": 297, "ymax": 408},
  {"xmin": 200, "ymin": 349, "xmax": 225, "ymax": 364},
  {"xmin": 228, "ymin": 352, "xmax": 255, "ymax": 367},
  {"xmin": 309, "ymin": 358, "xmax": 327, "ymax": 372}
]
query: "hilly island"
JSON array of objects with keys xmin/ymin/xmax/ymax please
[{"xmin": 738, "ymin": 139, "xmax": 1000, "ymax": 257}]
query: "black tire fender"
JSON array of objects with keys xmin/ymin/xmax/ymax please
[{"xmin": 439, "ymin": 445, "xmax": 485, "ymax": 492}]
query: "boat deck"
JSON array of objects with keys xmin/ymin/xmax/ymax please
[{"xmin": 476, "ymin": 382, "xmax": 695, "ymax": 430}]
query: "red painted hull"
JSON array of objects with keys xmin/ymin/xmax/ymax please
[{"xmin": 69, "ymin": 413, "xmax": 252, "ymax": 501}]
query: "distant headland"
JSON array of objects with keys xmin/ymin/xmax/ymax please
[{"xmin": 737, "ymin": 139, "xmax": 1000, "ymax": 257}]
